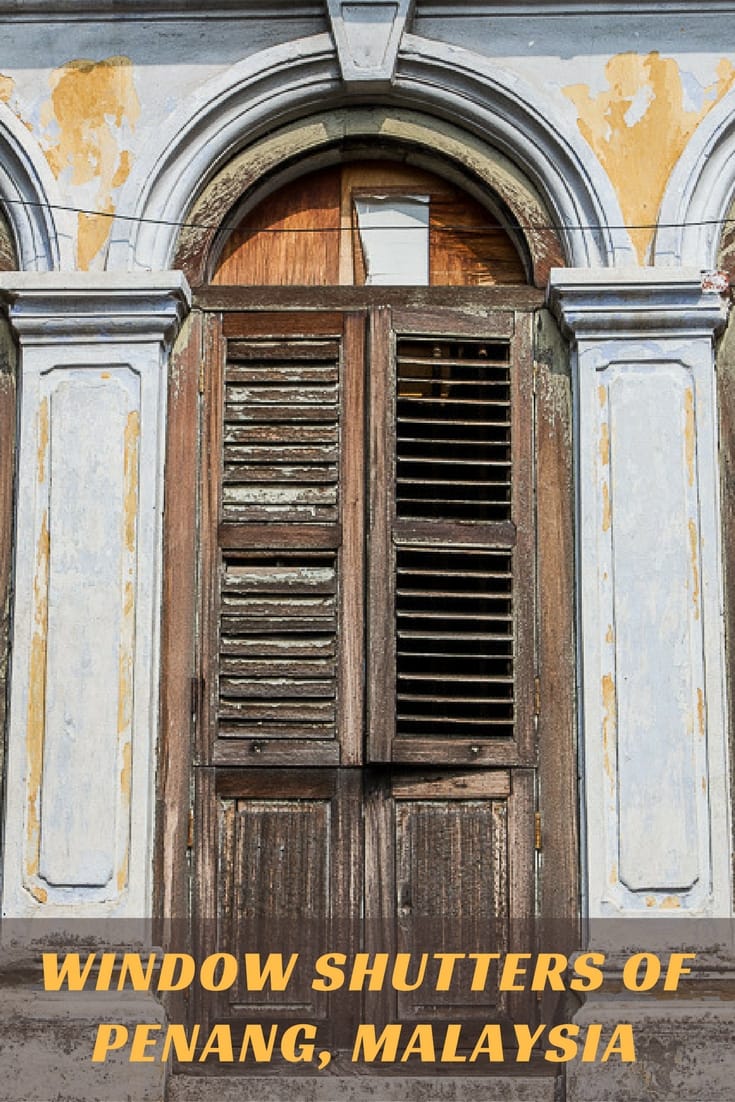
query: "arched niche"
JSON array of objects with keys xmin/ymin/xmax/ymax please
[{"xmin": 174, "ymin": 110, "xmax": 564, "ymax": 288}]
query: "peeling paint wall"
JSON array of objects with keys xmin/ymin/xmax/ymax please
[
  {"xmin": 564, "ymin": 52, "xmax": 735, "ymax": 263},
  {"xmin": 40, "ymin": 57, "xmax": 140, "ymax": 269},
  {"xmin": 0, "ymin": 14, "xmax": 730, "ymax": 271}
]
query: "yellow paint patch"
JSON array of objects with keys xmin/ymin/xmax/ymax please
[
  {"xmin": 117, "ymin": 848, "xmax": 129, "ymax": 894},
  {"xmin": 601, "ymin": 480, "xmax": 611, "ymax": 532},
  {"xmin": 77, "ymin": 206, "xmax": 114, "ymax": 272},
  {"xmin": 609, "ymin": 863, "xmax": 617, "ymax": 884},
  {"xmin": 598, "ymin": 384, "xmax": 606, "ymax": 408},
  {"xmin": 684, "ymin": 388, "xmax": 695, "ymax": 487},
  {"xmin": 697, "ymin": 687, "xmax": 705, "ymax": 738},
  {"xmin": 41, "ymin": 56, "xmax": 140, "ymax": 269},
  {"xmin": 37, "ymin": 398, "xmax": 49, "ymax": 485},
  {"xmin": 564, "ymin": 53, "xmax": 735, "ymax": 262},
  {"xmin": 601, "ymin": 673, "xmax": 615, "ymax": 789},
  {"xmin": 688, "ymin": 519, "xmax": 700, "ymax": 620},
  {"xmin": 0, "ymin": 73, "xmax": 15, "ymax": 104},
  {"xmin": 599, "ymin": 421, "xmax": 610, "ymax": 466},
  {"xmin": 660, "ymin": 895, "xmax": 681, "ymax": 910},
  {"xmin": 605, "ymin": 624, "xmax": 614, "ymax": 645},
  {"xmin": 26, "ymin": 512, "xmax": 50, "ymax": 882},
  {"xmin": 123, "ymin": 410, "xmax": 140, "ymax": 553},
  {"xmin": 120, "ymin": 739, "xmax": 132, "ymax": 803}
]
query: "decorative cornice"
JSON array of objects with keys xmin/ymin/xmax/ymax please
[
  {"xmin": 547, "ymin": 268, "xmax": 730, "ymax": 341},
  {"xmin": 417, "ymin": 1, "xmax": 735, "ymax": 13},
  {"xmin": 0, "ymin": 272, "xmax": 191, "ymax": 346},
  {"xmin": 0, "ymin": 1, "xmax": 322, "ymax": 19},
  {"xmin": 1, "ymin": 1, "xmax": 731, "ymax": 16}
]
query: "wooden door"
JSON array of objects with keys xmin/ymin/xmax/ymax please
[{"xmin": 191, "ymin": 298, "xmax": 542, "ymax": 1064}]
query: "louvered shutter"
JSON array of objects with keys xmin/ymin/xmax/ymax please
[
  {"xmin": 206, "ymin": 312, "xmax": 365, "ymax": 766},
  {"xmin": 368, "ymin": 307, "xmax": 535, "ymax": 766}
]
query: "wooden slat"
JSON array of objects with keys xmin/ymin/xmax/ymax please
[
  {"xmin": 218, "ymin": 523, "xmax": 339, "ymax": 550},
  {"xmin": 227, "ymin": 341, "xmax": 339, "ymax": 362},
  {"xmin": 391, "ymin": 769, "xmax": 511, "ymax": 800}
]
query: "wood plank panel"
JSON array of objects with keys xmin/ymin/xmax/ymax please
[
  {"xmin": 211, "ymin": 162, "xmax": 527, "ymax": 288},
  {"xmin": 213, "ymin": 166, "xmax": 341, "ymax": 286}
]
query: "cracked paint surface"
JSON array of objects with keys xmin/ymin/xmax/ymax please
[
  {"xmin": 564, "ymin": 53, "xmax": 735, "ymax": 262},
  {"xmin": 40, "ymin": 56, "xmax": 139, "ymax": 270}
]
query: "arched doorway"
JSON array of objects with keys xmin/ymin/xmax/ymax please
[{"xmin": 159, "ymin": 142, "xmax": 577, "ymax": 1077}]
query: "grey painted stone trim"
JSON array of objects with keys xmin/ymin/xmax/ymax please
[
  {"xmin": 1, "ymin": 1, "xmax": 732, "ymax": 17},
  {"xmin": 0, "ymin": 271, "xmax": 192, "ymax": 343},
  {"xmin": 0, "ymin": 104, "xmax": 74, "ymax": 272},
  {"xmin": 656, "ymin": 89, "xmax": 735, "ymax": 271},
  {"xmin": 327, "ymin": 0, "xmax": 415, "ymax": 88},
  {"xmin": 0, "ymin": 1, "xmax": 323, "ymax": 18},
  {"xmin": 548, "ymin": 268, "xmax": 730, "ymax": 339},
  {"xmin": 549, "ymin": 268, "xmax": 733, "ymax": 925}
]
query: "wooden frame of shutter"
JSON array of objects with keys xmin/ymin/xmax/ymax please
[
  {"xmin": 367, "ymin": 306, "xmax": 536, "ymax": 767},
  {"xmin": 200, "ymin": 310, "xmax": 366, "ymax": 768}
]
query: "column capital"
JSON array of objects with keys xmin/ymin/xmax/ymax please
[
  {"xmin": 0, "ymin": 271, "xmax": 191, "ymax": 347},
  {"xmin": 548, "ymin": 267, "xmax": 729, "ymax": 340}
]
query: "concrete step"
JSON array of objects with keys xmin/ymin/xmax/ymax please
[{"xmin": 168, "ymin": 1073, "xmax": 559, "ymax": 1102}]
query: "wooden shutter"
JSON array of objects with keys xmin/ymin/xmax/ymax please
[
  {"xmin": 203, "ymin": 312, "xmax": 365, "ymax": 767},
  {"xmin": 368, "ymin": 307, "xmax": 535, "ymax": 766}
]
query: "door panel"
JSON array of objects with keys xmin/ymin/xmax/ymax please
[{"xmin": 193, "ymin": 767, "xmax": 362, "ymax": 1051}]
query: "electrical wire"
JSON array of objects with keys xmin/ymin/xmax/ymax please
[{"xmin": 1, "ymin": 194, "xmax": 734, "ymax": 236}]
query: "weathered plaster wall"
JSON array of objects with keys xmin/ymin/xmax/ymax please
[
  {"xmin": 0, "ymin": 13, "xmax": 325, "ymax": 268},
  {"xmin": 0, "ymin": 10, "xmax": 732, "ymax": 270}
]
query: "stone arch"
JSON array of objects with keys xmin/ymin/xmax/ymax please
[
  {"xmin": 0, "ymin": 102, "xmax": 73, "ymax": 272},
  {"xmin": 107, "ymin": 33, "xmax": 635, "ymax": 274},
  {"xmin": 655, "ymin": 85, "xmax": 735, "ymax": 270},
  {"xmin": 173, "ymin": 110, "xmax": 562, "ymax": 288}
]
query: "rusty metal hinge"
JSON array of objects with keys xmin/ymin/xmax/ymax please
[
  {"xmin": 198, "ymin": 360, "xmax": 205, "ymax": 395},
  {"xmin": 534, "ymin": 675, "xmax": 541, "ymax": 717},
  {"xmin": 187, "ymin": 807, "xmax": 194, "ymax": 850},
  {"xmin": 534, "ymin": 812, "xmax": 543, "ymax": 852},
  {"xmin": 190, "ymin": 675, "xmax": 199, "ymax": 719}
]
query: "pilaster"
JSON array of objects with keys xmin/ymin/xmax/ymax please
[
  {"xmin": 550, "ymin": 268, "xmax": 735, "ymax": 1101},
  {"xmin": 0, "ymin": 272, "xmax": 191, "ymax": 925}
]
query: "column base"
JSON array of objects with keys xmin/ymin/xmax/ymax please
[
  {"xmin": 0, "ymin": 978, "xmax": 167, "ymax": 1102},
  {"xmin": 566, "ymin": 993, "xmax": 735, "ymax": 1102}
]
